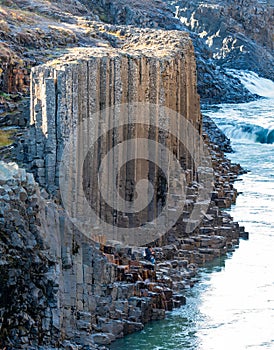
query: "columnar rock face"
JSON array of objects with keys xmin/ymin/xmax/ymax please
[
  {"xmin": 28, "ymin": 29, "xmax": 204, "ymax": 246},
  {"xmin": 29, "ymin": 29, "xmax": 200, "ymax": 183},
  {"xmin": 0, "ymin": 29, "xmax": 246, "ymax": 349},
  {"xmin": 0, "ymin": 2, "xmax": 258, "ymax": 350},
  {"xmin": 0, "ymin": 157, "xmax": 244, "ymax": 349},
  {"xmin": 0, "ymin": 155, "xmax": 244, "ymax": 349},
  {"xmin": 20, "ymin": 29, "xmax": 208, "ymax": 347}
]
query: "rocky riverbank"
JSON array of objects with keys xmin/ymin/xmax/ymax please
[
  {"xmin": 0, "ymin": 118, "xmax": 247, "ymax": 349},
  {"xmin": 0, "ymin": 1, "xmax": 256, "ymax": 349}
]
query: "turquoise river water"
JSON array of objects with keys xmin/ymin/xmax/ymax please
[{"xmin": 110, "ymin": 72, "xmax": 274, "ymax": 350}]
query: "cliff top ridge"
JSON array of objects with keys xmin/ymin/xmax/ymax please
[{"xmin": 42, "ymin": 28, "xmax": 191, "ymax": 68}]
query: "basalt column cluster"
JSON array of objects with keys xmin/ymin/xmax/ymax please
[
  {"xmin": 28, "ymin": 29, "xmax": 203, "ymax": 246},
  {"xmin": 0, "ymin": 28, "xmax": 245, "ymax": 349}
]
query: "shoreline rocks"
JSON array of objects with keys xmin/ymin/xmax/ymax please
[{"xmin": 0, "ymin": 124, "xmax": 248, "ymax": 348}]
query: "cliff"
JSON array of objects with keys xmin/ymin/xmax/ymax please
[
  {"xmin": 0, "ymin": 24, "xmax": 246, "ymax": 349},
  {"xmin": 0, "ymin": 0, "xmax": 256, "ymax": 348},
  {"xmin": 170, "ymin": 0, "xmax": 274, "ymax": 88},
  {"xmin": 28, "ymin": 28, "xmax": 201, "ymax": 192}
]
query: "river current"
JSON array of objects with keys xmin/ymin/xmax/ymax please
[{"xmin": 110, "ymin": 72, "xmax": 274, "ymax": 350}]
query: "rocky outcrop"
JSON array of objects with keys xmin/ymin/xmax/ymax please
[
  {"xmin": 0, "ymin": 25, "xmax": 248, "ymax": 349},
  {"xmin": 203, "ymin": 114, "xmax": 233, "ymax": 153},
  {"xmin": 171, "ymin": 0, "xmax": 274, "ymax": 80},
  {"xmin": 27, "ymin": 28, "xmax": 202, "ymax": 238},
  {"xmin": 0, "ymin": 154, "xmax": 245, "ymax": 349}
]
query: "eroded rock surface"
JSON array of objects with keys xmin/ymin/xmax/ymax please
[{"xmin": 170, "ymin": 0, "xmax": 274, "ymax": 80}]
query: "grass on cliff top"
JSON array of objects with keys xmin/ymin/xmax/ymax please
[{"xmin": 0, "ymin": 129, "xmax": 15, "ymax": 147}]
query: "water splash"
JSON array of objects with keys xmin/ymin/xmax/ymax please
[
  {"xmin": 222, "ymin": 124, "xmax": 274, "ymax": 144},
  {"xmin": 226, "ymin": 69, "xmax": 274, "ymax": 98}
]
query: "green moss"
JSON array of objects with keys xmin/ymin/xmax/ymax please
[
  {"xmin": 0, "ymin": 129, "xmax": 15, "ymax": 147},
  {"xmin": 0, "ymin": 92, "xmax": 12, "ymax": 101}
]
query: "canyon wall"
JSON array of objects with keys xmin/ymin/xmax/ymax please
[
  {"xmin": 0, "ymin": 28, "xmax": 244, "ymax": 349},
  {"xmin": 28, "ymin": 29, "xmax": 206, "ymax": 246},
  {"xmin": 1, "ymin": 29, "xmax": 203, "ymax": 348},
  {"xmin": 171, "ymin": 0, "xmax": 274, "ymax": 80}
]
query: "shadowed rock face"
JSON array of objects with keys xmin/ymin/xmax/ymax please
[
  {"xmin": 168, "ymin": 0, "xmax": 274, "ymax": 79},
  {"xmin": 0, "ymin": 162, "xmax": 61, "ymax": 348}
]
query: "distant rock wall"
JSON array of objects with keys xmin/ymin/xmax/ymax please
[{"xmin": 172, "ymin": 0, "xmax": 274, "ymax": 80}]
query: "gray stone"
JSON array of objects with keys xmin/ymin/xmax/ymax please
[{"xmin": 91, "ymin": 333, "xmax": 114, "ymax": 345}]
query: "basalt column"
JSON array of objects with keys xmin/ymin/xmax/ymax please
[{"xmin": 29, "ymin": 30, "xmax": 202, "ymax": 245}]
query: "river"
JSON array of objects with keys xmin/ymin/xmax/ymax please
[{"xmin": 110, "ymin": 72, "xmax": 274, "ymax": 350}]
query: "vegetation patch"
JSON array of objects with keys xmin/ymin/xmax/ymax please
[{"xmin": 0, "ymin": 129, "xmax": 16, "ymax": 147}]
